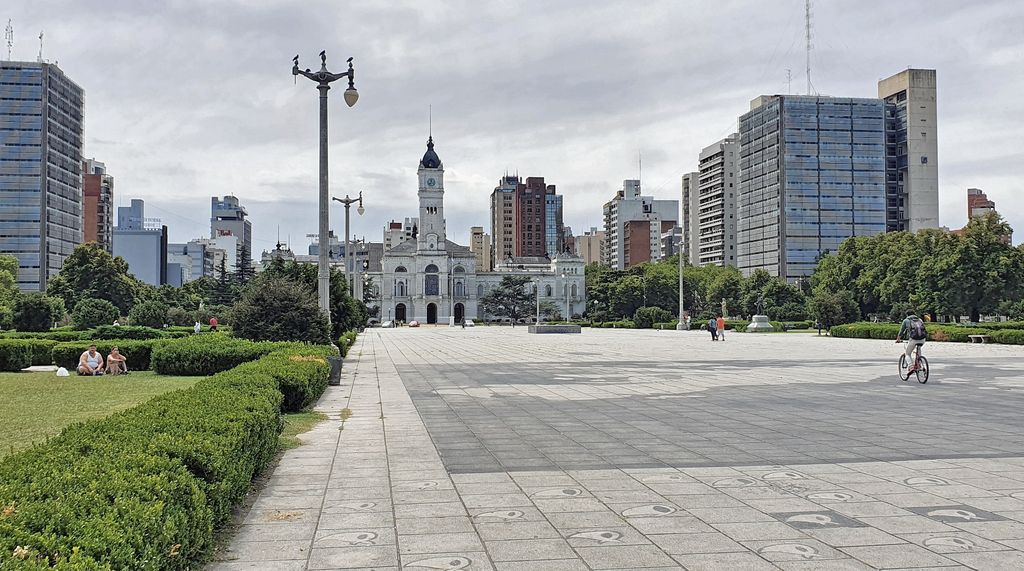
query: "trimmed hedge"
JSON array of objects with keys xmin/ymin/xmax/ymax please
[
  {"xmin": 338, "ymin": 331, "xmax": 358, "ymax": 358},
  {"xmin": 0, "ymin": 340, "xmax": 33, "ymax": 371},
  {"xmin": 150, "ymin": 336, "xmax": 291, "ymax": 377},
  {"xmin": 1, "ymin": 330, "xmax": 89, "ymax": 342},
  {"xmin": 0, "ymin": 345, "xmax": 331, "ymax": 569},
  {"xmin": 830, "ymin": 322, "xmax": 1024, "ymax": 344},
  {"xmin": 51, "ymin": 340, "xmax": 159, "ymax": 371},
  {"xmin": 90, "ymin": 325, "xmax": 167, "ymax": 340},
  {"xmin": 238, "ymin": 346, "xmax": 335, "ymax": 412}
]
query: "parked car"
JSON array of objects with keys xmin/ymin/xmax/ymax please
[
  {"xmin": 381, "ymin": 320, "xmax": 394, "ymax": 328},
  {"xmin": 408, "ymin": 320, "xmax": 420, "ymax": 328}
]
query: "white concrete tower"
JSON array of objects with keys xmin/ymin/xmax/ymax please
[{"xmin": 416, "ymin": 137, "xmax": 446, "ymax": 252}]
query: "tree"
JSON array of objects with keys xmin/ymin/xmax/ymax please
[
  {"xmin": 129, "ymin": 300, "xmax": 170, "ymax": 328},
  {"xmin": 808, "ymin": 289, "xmax": 861, "ymax": 330},
  {"xmin": 480, "ymin": 275, "xmax": 535, "ymax": 323},
  {"xmin": 13, "ymin": 293, "xmax": 57, "ymax": 332},
  {"xmin": 257, "ymin": 259, "xmax": 366, "ymax": 337},
  {"xmin": 45, "ymin": 243, "xmax": 142, "ymax": 314},
  {"xmin": 633, "ymin": 306, "xmax": 673, "ymax": 328},
  {"xmin": 72, "ymin": 298, "xmax": 120, "ymax": 330},
  {"xmin": 231, "ymin": 276, "xmax": 330, "ymax": 344},
  {"xmin": 952, "ymin": 213, "xmax": 1022, "ymax": 322},
  {"xmin": 0, "ymin": 255, "xmax": 18, "ymax": 309}
]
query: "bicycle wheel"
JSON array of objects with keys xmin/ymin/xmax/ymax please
[
  {"xmin": 898, "ymin": 354, "xmax": 910, "ymax": 381},
  {"xmin": 916, "ymin": 356, "xmax": 929, "ymax": 384}
]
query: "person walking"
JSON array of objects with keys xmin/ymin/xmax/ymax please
[
  {"xmin": 193, "ymin": 321, "xmax": 201, "ymax": 334},
  {"xmin": 716, "ymin": 316, "xmax": 726, "ymax": 341},
  {"xmin": 707, "ymin": 317, "xmax": 718, "ymax": 341}
]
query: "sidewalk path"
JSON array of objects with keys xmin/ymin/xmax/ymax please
[{"xmin": 211, "ymin": 328, "xmax": 1024, "ymax": 570}]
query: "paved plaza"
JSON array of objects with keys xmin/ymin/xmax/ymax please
[{"xmin": 212, "ymin": 327, "xmax": 1024, "ymax": 570}]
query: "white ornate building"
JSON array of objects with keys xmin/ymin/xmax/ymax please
[{"xmin": 370, "ymin": 137, "xmax": 586, "ymax": 324}]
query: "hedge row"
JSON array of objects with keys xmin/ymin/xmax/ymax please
[
  {"xmin": 0, "ymin": 344, "xmax": 332, "ymax": 569},
  {"xmin": 150, "ymin": 336, "xmax": 298, "ymax": 377},
  {"xmin": 338, "ymin": 331, "xmax": 358, "ymax": 358},
  {"xmin": 51, "ymin": 340, "xmax": 159, "ymax": 371},
  {"xmin": 830, "ymin": 322, "xmax": 1024, "ymax": 344}
]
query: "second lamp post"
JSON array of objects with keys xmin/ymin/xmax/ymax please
[{"xmin": 332, "ymin": 192, "xmax": 364, "ymax": 296}]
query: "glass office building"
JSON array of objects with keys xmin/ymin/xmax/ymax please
[
  {"xmin": 544, "ymin": 189, "xmax": 563, "ymax": 257},
  {"xmin": 737, "ymin": 95, "xmax": 887, "ymax": 280},
  {"xmin": 0, "ymin": 61, "xmax": 84, "ymax": 291}
]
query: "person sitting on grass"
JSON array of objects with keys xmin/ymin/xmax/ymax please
[
  {"xmin": 77, "ymin": 345, "xmax": 105, "ymax": 376},
  {"xmin": 105, "ymin": 346, "xmax": 128, "ymax": 376}
]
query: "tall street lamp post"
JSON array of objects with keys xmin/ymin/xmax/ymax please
[
  {"xmin": 332, "ymin": 192, "xmax": 364, "ymax": 296},
  {"xmin": 676, "ymin": 249, "xmax": 686, "ymax": 330},
  {"xmin": 293, "ymin": 50, "xmax": 359, "ymax": 320},
  {"xmin": 561, "ymin": 272, "xmax": 570, "ymax": 321}
]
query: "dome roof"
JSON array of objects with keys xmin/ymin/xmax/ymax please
[{"xmin": 419, "ymin": 136, "xmax": 442, "ymax": 169}]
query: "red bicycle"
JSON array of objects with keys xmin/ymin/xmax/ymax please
[{"xmin": 896, "ymin": 341, "xmax": 929, "ymax": 383}]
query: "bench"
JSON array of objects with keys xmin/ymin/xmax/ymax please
[{"xmin": 969, "ymin": 335, "xmax": 991, "ymax": 344}]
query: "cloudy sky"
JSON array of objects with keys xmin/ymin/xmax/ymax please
[{"xmin": 8, "ymin": 0, "xmax": 1024, "ymax": 251}]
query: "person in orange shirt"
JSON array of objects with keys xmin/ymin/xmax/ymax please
[{"xmin": 716, "ymin": 315, "xmax": 727, "ymax": 341}]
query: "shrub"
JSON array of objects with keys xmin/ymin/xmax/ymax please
[
  {"xmin": 51, "ymin": 339, "xmax": 159, "ymax": 371},
  {"xmin": 808, "ymin": 289, "xmax": 860, "ymax": 329},
  {"xmin": 0, "ymin": 330, "xmax": 89, "ymax": 342},
  {"xmin": 0, "ymin": 339, "xmax": 33, "ymax": 371},
  {"xmin": 991, "ymin": 330, "xmax": 1024, "ymax": 345},
  {"xmin": 166, "ymin": 306, "xmax": 194, "ymax": 327},
  {"xmin": 150, "ymin": 335, "xmax": 289, "ymax": 377},
  {"xmin": 12, "ymin": 293, "xmax": 57, "ymax": 332},
  {"xmin": 230, "ymin": 277, "xmax": 330, "ymax": 345},
  {"xmin": 633, "ymin": 307, "xmax": 674, "ymax": 329},
  {"xmin": 238, "ymin": 346, "xmax": 335, "ymax": 411},
  {"xmin": 0, "ymin": 345, "xmax": 331, "ymax": 568},
  {"xmin": 129, "ymin": 300, "xmax": 169, "ymax": 329},
  {"xmin": 338, "ymin": 330, "xmax": 358, "ymax": 358},
  {"xmin": 71, "ymin": 298, "xmax": 120, "ymax": 330},
  {"xmin": 91, "ymin": 325, "xmax": 167, "ymax": 340}
]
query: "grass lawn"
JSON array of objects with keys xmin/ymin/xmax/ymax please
[{"xmin": 0, "ymin": 371, "xmax": 199, "ymax": 457}]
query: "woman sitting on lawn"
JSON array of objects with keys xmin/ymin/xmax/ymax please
[{"xmin": 105, "ymin": 347, "xmax": 127, "ymax": 376}]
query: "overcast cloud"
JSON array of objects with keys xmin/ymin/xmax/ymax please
[{"xmin": 7, "ymin": 0, "xmax": 1024, "ymax": 251}]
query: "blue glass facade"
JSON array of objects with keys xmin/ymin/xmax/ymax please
[
  {"xmin": 544, "ymin": 191, "xmax": 563, "ymax": 256},
  {"xmin": 738, "ymin": 95, "xmax": 886, "ymax": 280},
  {"xmin": 0, "ymin": 62, "xmax": 84, "ymax": 290}
]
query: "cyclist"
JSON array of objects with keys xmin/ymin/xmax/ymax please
[{"xmin": 896, "ymin": 311, "xmax": 927, "ymax": 372}]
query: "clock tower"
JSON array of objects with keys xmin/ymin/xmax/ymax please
[{"xmin": 417, "ymin": 136, "xmax": 446, "ymax": 252}]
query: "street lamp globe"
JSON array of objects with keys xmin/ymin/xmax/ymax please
[
  {"xmin": 357, "ymin": 203, "xmax": 365, "ymax": 216},
  {"xmin": 344, "ymin": 87, "xmax": 359, "ymax": 107}
]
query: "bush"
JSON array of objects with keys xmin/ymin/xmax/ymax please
[
  {"xmin": 0, "ymin": 345, "xmax": 336, "ymax": 568},
  {"xmin": 231, "ymin": 277, "xmax": 330, "ymax": 345},
  {"xmin": 808, "ymin": 289, "xmax": 860, "ymax": 329},
  {"xmin": 51, "ymin": 339, "xmax": 159, "ymax": 371},
  {"xmin": 150, "ymin": 335, "xmax": 288, "ymax": 377},
  {"xmin": 0, "ymin": 340, "xmax": 33, "ymax": 371},
  {"xmin": 91, "ymin": 325, "xmax": 167, "ymax": 340},
  {"xmin": 13, "ymin": 293, "xmax": 57, "ymax": 332},
  {"xmin": 71, "ymin": 298, "xmax": 120, "ymax": 330},
  {"xmin": 991, "ymin": 330, "xmax": 1024, "ymax": 345},
  {"xmin": 240, "ymin": 346, "xmax": 335, "ymax": 411},
  {"xmin": 828, "ymin": 322, "xmax": 1018, "ymax": 343},
  {"xmin": 129, "ymin": 300, "xmax": 169, "ymax": 329},
  {"xmin": 633, "ymin": 307, "xmax": 674, "ymax": 329},
  {"xmin": 166, "ymin": 306, "xmax": 194, "ymax": 327},
  {"xmin": 338, "ymin": 330, "xmax": 358, "ymax": 358}
]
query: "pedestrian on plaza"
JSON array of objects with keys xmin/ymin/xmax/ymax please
[
  {"xmin": 716, "ymin": 316, "xmax": 726, "ymax": 341},
  {"xmin": 707, "ymin": 317, "xmax": 718, "ymax": 341},
  {"xmin": 209, "ymin": 316, "xmax": 218, "ymax": 332}
]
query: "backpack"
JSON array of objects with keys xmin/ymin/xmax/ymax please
[{"xmin": 909, "ymin": 317, "xmax": 927, "ymax": 340}]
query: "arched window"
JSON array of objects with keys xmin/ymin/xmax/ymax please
[
  {"xmin": 545, "ymin": 284, "xmax": 552, "ymax": 297},
  {"xmin": 395, "ymin": 280, "xmax": 406, "ymax": 297},
  {"xmin": 424, "ymin": 264, "xmax": 439, "ymax": 273},
  {"xmin": 453, "ymin": 265, "xmax": 465, "ymax": 274},
  {"xmin": 455, "ymin": 281, "xmax": 465, "ymax": 297},
  {"xmin": 477, "ymin": 283, "xmax": 484, "ymax": 297},
  {"xmin": 571, "ymin": 284, "xmax": 578, "ymax": 298},
  {"xmin": 395, "ymin": 266, "xmax": 407, "ymax": 273}
]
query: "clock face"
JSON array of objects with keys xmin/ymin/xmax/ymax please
[{"xmin": 427, "ymin": 177, "xmax": 436, "ymax": 187}]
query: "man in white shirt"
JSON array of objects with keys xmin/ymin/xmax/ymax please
[{"xmin": 78, "ymin": 345, "xmax": 105, "ymax": 376}]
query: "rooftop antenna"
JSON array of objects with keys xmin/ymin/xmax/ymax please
[
  {"xmin": 638, "ymin": 151, "xmax": 642, "ymax": 192},
  {"xmin": 428, "ymin": 104, "xmax": 432, "ymax": 138},
  {"xmin": 805, "ymin": 0, "xmax": 813, "ymax": 95},
  {"xmin": 4, "ymin": 20, "xmax": 12, "ymax": 61},
  {"xmin": 786, "ymin": 68, "xmax": 792, "ymax": 94},
  {"xmin": 37, "ymin": 30, "xmax": 43, "ymax": 63}
]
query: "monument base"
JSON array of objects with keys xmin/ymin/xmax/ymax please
[
  {"xmin": 747, "ymin": 315, "xmax": 775, "ymax": 332},
  {"xmin": 528, "ymin": 324, "xmax": 582, "ymax": 334}
]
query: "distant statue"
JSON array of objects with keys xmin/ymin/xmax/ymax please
[{"xmin": 755, "ymin": 294, "xmax": 766, "ymax": 316}]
